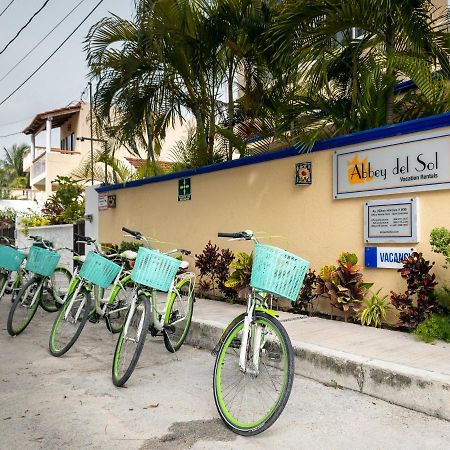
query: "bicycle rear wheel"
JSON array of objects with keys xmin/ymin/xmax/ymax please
[
  {"xmin": 49, "ymin": 287, "xmax": 92, "ymax": 357},
  {"xmin": 112, "ymin": 294, "xmax": 151, "ymax": 387},
  {"xmin": 40, "ymin": 267, "xmax": 73, "ymax": 313},
  {"xmin": 163, "ymin": 277, "xmax": 195, "ymax": 352},
  {"xmin": 0, "ymin": 271, "xmax": 8, "ymax": 300},
  {"xmin": 213, "ymin": 311, "xmax": 294, "ymax": 436},
  {"xmin": 7, "ymin": 279, "xmax": 41, "ymax": 336},
  {"xmin": 105, "ymin": 277, "xmax": 135, "ymax": 334}
]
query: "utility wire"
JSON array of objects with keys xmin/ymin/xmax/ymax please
[
  {"xmin": 0, "ymin": 0, "xmax": 105, "ymax": 108},
  {"xmin": 0, "ymin": 130, "xmax": 22, "ymax": 138},
  {"xmin": 0, "ymin": 115, "xmax": 33, "ymax": 127},
  {"xmin": 0, "ymin": 0, "xmax": 52, "ymax": 56},
  {"xmin": 0, "ymin": 0, "xmax": 87, "ymax": 83},
  {"xmin": 0, "ymin": 0, "xmax": 16, "ymax": 18}
]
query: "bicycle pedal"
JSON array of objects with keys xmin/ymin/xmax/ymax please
[
  {"xmin": 266, "ymin": 351, "xmax": 281, "ymax": 361},
  {"xmin": 89, "ymin": 314, "xmax": 100, "ymax": 324},
  {"xmin": 230, "ymin": 338, "xmax": 241, "ymax": 348}
]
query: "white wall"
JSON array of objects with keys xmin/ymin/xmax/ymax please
[
  {"xmin": 16, "ymin": 222, "xmax": 74, "ymax": 272},
  {"xmin": 85, "ymin": 185, "xmax": 99, "ymax": 242}
]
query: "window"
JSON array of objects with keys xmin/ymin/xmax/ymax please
[{"xmin": 60, "ymin": 133, "xmax": 75, "ymax": 151}]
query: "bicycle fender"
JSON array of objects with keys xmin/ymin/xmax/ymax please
[{"xmin": 255, "ymin": 307, "xmax": 278, "ymax": 318}]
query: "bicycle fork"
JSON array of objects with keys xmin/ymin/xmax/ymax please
[{"xmin": 239, "ymin": 297, "xmax": 263, "ymax": 376}]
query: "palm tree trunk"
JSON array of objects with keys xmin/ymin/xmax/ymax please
[
  {"xmin": 145, "ymin": 112, "xmax": 157, "ymax": 176},
  {"xmin": 385, "ymin": 24, "xmax": 395, "ymax": 125}
]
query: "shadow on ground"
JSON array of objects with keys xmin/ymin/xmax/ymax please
[{"xmin": 141, "ymin": 419, "xmax": 236, "ymax": 449}]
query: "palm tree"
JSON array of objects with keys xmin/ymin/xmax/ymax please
[
  {"xmin": 268, "ymin": 0, "xmax": 450, "ymax": 138},
  {"xmin": 0, "ymin": 143, "xmax": 29, "ymax": 189}
]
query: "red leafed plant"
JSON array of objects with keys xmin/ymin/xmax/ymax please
[
  {"xmin": 390, "ymin": 252, "xmax": 439, "ymax": 329},
  {"xmin": 195, "ymin": 241, "xmax": 236, "ymax": 298}
]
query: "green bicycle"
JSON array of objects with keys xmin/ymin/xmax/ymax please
[
  {"xmin": 112, "ymin": 227, "xmax": 195, "ymax": 387},
  {"xmin": 49, "ymin": 234, "xmax": 135, "ymax": 357},
  {"xmin": 213, "ymin": 230, "xmax": 309, "ymax": 435},
  {"xmin": 7, "ymin": 238, "xmax": 72, "ymax": 336}
]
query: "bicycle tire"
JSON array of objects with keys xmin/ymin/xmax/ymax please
[
  {"xmin": 163, "ymin": 277, "xmax": 195, "ymax": 352},
  {"xmin": 40, "ymin": 267, "xmax": 73, "ymax": 313},
  {"xmin": 7, "ymin": 278, "xmax": 41, "ymax": 336},
  {"xmin": 213, "ymin": 311, "xmax": 294, "ymax": 436},
  {"xmin": 112, "ymin": 294, "xmax": 151, "ymax": 387},
  {"xmin": 48, "ymin": 288, "xmax": 92, "ymax": 357},
  {"xmin": 105, "ymin": 276, "xmax": 135, "ymax": 334}
]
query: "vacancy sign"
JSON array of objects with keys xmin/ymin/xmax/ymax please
[
  {"xmin": 333, "ymin": 132, "xmax": 450, "ymax": 199},
  {"xmin": 365, "ymin": 247, "xmax": 415, "ymax": 269}
]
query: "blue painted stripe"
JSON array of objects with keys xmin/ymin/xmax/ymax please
[
  {"xmin": 365, "ymin": 247, "xmax": 378, "ymax": 268},
  {"xmin": 96, "ymin": 110, "xmax": 450, "ymax": 193}
]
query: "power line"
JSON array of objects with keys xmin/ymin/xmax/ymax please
[
  {"xmin": 0, "ymin": 131, "xmax": 22, "ymax": 138},
  {"xmin": 0, "ymin": 0, "xmax": 16, "ymax": 18},
  {"xmin": 0, "ymin": 0, "xmax": 52, "ymax": 56},
  {"xmin": 0, "ymin": 115, "xmax": 34, "ymax": 128},
  {"xmin": 0, "ymin": 0, "xmax": 87, "ymax": 83},
  {"xmin": 0, "ymin": 0, "xmax": 105, "ymax": 108}
]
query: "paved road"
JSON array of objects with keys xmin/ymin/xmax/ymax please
[{"xmin": 1, "ymin": 300, "xmax": 450, "ymax": 450}]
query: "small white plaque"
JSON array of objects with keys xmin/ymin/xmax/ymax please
[{"xmin": 364, "ymin": 198, "xmax": 418, "ymax": 243}]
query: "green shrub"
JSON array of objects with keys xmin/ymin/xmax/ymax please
[
  {"xmin": 19, "ymin": 212, "xmax": 50, "ymax": 235},
  {"xmin": 435, "ymin": 287, "xmax": 450, "ymax": 313},
  {"xmin": 360, "ymin": 289, "xmax": 391, "ymax": 328},
  {"xmin": 430, "ymin": 227, "xmax": 450, "ymax": 268},
  {"xmin": 414, "ymin": 314, "xmax": 450, "ymax": 343}
]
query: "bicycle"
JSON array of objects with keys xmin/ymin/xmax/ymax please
[
  {"xmin": 0, "ymin": 236, "xmax": 27, "ymax": 302},
  {"xmin": 112, "ymin": 227, "xmax": 195, "ymax": 387},
  {"xmin": 7, "ymin": 238, "xmax": 73, "ymax": 336},
  {"xmin": 213, "ymin": 230, "xmax": 309, "ymax": 435},
  {"xmin": 49, "ymin": 234, "xmax": 136, "ymax": 357}
]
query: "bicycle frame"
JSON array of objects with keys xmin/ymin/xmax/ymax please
[{"xmin": 62, "ymin": 261, "xmax": 132, "ymax": 322}]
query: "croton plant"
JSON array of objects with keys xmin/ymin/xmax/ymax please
[{"xmin": 315, "ymin": 252, "xmax": 373, "ymax": 320}]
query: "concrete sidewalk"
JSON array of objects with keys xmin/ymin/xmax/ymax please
[{"xmin": 187, "ymin": 298, "xmax": 450, "ymax": 421}]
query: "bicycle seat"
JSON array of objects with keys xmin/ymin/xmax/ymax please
[
  {"xmin": 73, "ymin": 255, "xmax": 86, "ymax": 262},
  {"xmin": 121, "ymin": 250, "xmax": 137, "ymax": 260},
  {"xmin": 179, "ymin": 261, "xmax": 189, "ymax": 270}
]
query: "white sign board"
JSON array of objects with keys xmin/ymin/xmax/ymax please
[
  {"xmin": 98, "ymin": 193, "xmax": 108, "ymax": 211},
  {"xmin": 364, "ymin": 198, "xmax": 418, "ymax": 243},
  {"xmin": 365, "ymin": 247, "xmax": 415, "ymax": 269},
  {"xmin": 333, "ymin": 132, "xmax": 450, "ymax": 199}
]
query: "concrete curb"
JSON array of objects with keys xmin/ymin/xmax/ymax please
[{"xmin": 186, "ymin": 318, "xmax": 450, "ymax": 421}]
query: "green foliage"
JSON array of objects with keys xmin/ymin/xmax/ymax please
[
  {"xmin": 435, "ymin": 287, "xmax": 450, "ymax": 313},
  {"xmin": 430, "ymin": 227, "xmax": 450, "ymax": 268},
  {"xmin": 391, "ymin": 252, "xmax": 439, "ymax": 329},
  {"xmin": 414, "ymin": 314, "xmax": 450, "ymax": 343},
  {"xmin": 195, "ymin": 242, "xmax": 236, "ymax": 298},
  {"xmin": 0, "ymin": 143, "xmax": 29, "ymax": 190},
  {"xmin": 19, "ymin": 212, "xmax": 50, "ymax": 235},
  {"xmin": 0, "ymin": 208, "xmax": 16, "ymax": 227},
  {"xmin": 225, "ymin": 252, "xmax": 253, "ymax": 295},
  {"xmin": 360, "ymin": 289, "xmax": 391, "ymax": 328},
  {"xmin": 316, "ymin": 253, "xmax": 373, "ymax": 319},
  {"xmin": 42, "ymin": 176, "xmax": 85, "ymax": 225}
]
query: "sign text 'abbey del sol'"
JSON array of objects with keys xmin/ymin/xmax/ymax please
[{"xmin": 333, "ymin": 132, "xmax": 450, "ymax": 199}]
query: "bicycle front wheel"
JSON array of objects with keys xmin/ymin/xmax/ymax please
[
  {"xmin": 49, "ymin": 288, "xmax": 92, "ymax": 357},
  {"xmin": 163, "ymin": 277, "xmax": 195, "ymax": 352},
  {"xmin": 40, "ymin": 267, "xmax": 73, "ymax": 313},
  {"xmin": 7, "ymin": 279, "xmax": 41, "ymax": 336},
  {"xmin": 112, "ymin": 294, "xmax": 151, "ymax": 387},
  {"xmin": 213, "ymin": 311, "xmax": 294, "ymax": 436}
]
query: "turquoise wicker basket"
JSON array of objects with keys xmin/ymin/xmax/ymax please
[
  {"xmin": 25, "ymin": 246, "xmax": 61, "ymax": 277},
  {"xmin": 0, "ymin": 246, "xmax": 26, "ymax": 271},
  {"xmin": 79, "ymin": 251, "xmax": 121, "ymax": 289},
  {"xmin": 131, "ymin": 247, "xmax": 181, "ymax": 292},
  {"xmin": 250, "ymin": 244, "xmax": 309, "ymax": 302}
]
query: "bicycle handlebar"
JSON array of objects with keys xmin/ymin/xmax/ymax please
[
  {"xmin": 122, "ymin": 227, "xmax": 142, "ymax": 239},
  {"xmin": 74, "ymin": 233, "xmax": 94, "ymax": 244},
  {"xmin": 218, "ymin": 231, "xmax": 252, "ymax": 240}
]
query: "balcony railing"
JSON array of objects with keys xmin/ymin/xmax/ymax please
[{"xmin": 31, "ymin": 152, "xmax": 46, "ymax": 180}]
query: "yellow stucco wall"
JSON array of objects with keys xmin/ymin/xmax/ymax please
[{"xmin": 99, "ymin": 126, "xmax": 450, "ymax": 322}]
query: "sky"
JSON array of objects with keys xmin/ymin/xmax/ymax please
[{"xmin": 0, "ymin": 0, "xmax": 134, "ymax": 154}]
